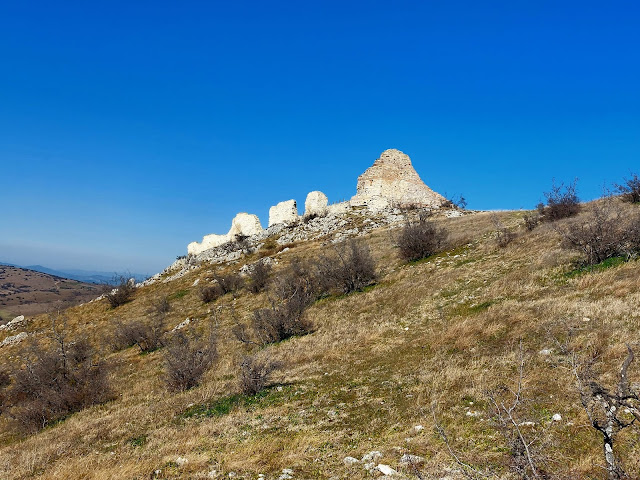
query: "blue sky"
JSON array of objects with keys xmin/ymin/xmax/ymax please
[{"xmin": 1, "ymin": 1, "xmax": 638, "ymax": 274}]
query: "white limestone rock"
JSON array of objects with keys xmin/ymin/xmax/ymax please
[
  {"xmin": 327, "ymin": 201, "xmax": 351, "ymax": 216},
  {"xmin": 188, "ymin": 212, "xmax": 264, "ymax": 255},
  {"xmin": 228, "ymin": 212, "xmax": 263, "ymax": 238},
  {"xmin": 0, "ymin": 315, "xmax": 26, "ymax": 331},
  {"xmin": 1, "ymin": 331, "xmax": 27, "ymax": 347},
  {"xmin": 377, "ymin": 464, "xmax": 398, "ymax": 476},
  {"xmin": 269, "ymin": 199, "xmax": 299, "ymax": 227},
  {"xmin": 351, "ymin": 149, "xmax": 446, "ymax": 208},
  {"xmin": 304, "ymin": 191, "xmax": 328, "ymax": 217}
]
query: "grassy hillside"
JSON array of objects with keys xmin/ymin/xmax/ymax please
[{"xmin": 1, "ymin": 202, "xmax": 639, "ymax": 479}]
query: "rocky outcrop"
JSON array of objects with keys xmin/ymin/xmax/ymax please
[
  {"xmin": 269, "ymin": 200, "xmax": 299, "ymax": 227},
  {"xmin": 351, "ymin": 148, "xmax": 446, "ymax": 208},
  {"xmin": 304, "ymin": 191, "xmax": 328, "ymax": 217},
  {"xmin": 186, "ymin": 148, "xmax": 450, "ymax": 256},
  {"xmin": 188, "ymin": 213, "xmax": 263, "ymax": 255}
]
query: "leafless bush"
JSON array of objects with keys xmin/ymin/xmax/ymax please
[
  {"xmin": 492, "ymin": 215, "xmax": 516, "ymax": 248},
  {"xmin": 486, "ymin": 343, "xmax": 550, "ymax": 479},
  {"xmin": 316, "ymin": 239, "xmax": 377, "ymax": 294},
  {"xmin": 248, "ymin": 259, "xmax": 272, "ymax": 294},
  {"xmin": 397, "ymin": 214, "xmax": 448, "ymax": 262},
  {"xmin": 105, "ymin": 275, "xmax": 136, "ymax": 308},
  {"xmin": 1, "ymin": 320, "xmax": 112, "ymax": 434},
  {"xmin": 557, "ymin": 202, "xmax": 640, "ymax": 266},
  {"xmin": 152, "ymin": 296, "xmax": 171, "ymax": 315},
  {"xmin": 615, "ymin": 173, "xmax": 640, "ymax": 203},
  {"xmin": 574, "ymin": 344, "xmax": 640, "ymax": 480},
  {"xmin": 234, "ymin": 260, "xmax": 315, "ymax": 345},
  {"xmin": 199, "ymin": 284, "xmax": 224, "ymax": 303},
  {"xmin": 164, "ymin": 331, "xmax": 217, "ymax": 391},
  {"xmin": 239, "ymin": 354, "xmax": 282, "ymax": 396},
  {"xmin": 523, "ymin": 212, "xmax": 540, "ymax": 231},
  {"xmin": 112, "ymin": 318, "xmax": 165, "ymax": 353},
  {"xmin": 212, "ymin": 272, "xmax": 244, "ymax": 294},
  {"xmin": 538, "ymin": 180, "xmax": 581, "ymax": 222}
]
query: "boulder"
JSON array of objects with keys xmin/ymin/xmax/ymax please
[
  {"xmin": 304, "ymin": 191, "xmax": 328, "ymax": 217},
  {"xmin": 269, "ymin": 200, "xmax": 299, "ymax": 227}
]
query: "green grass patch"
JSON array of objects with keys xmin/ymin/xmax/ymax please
[
  {"xmin": 565, "ymin": 256, "xmax": 626, "ymax": 278},
  {"xmin": 127, "ymin": 434, "xmax": 147, "ymax": 447},
  {"xmin": 182, "ymin": 385, "xmax": 293, "ymax": 419},
  {"xmin": 169, "ymin": 289, "xmax": 189, "ymax": 300},
  {"xmin": 451, "ymin": 300, "xmax": 494, "ymax": 316}
]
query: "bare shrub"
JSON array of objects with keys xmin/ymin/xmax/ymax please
[
  {"xmin": 239, "ymin": 354, "xmax": 282, "ymax": 396},
  {"xmin": 492, "ymin": 215, "xmax": 516, "ymax": 248},
  {"xmin": 558, "ymin": 202, "xmax": 640, "ymax": 266},
  {"xmin": 574, "ymin": 344, "xmax": 640, "ymax": 480},
  {"xmin": 248, "ymin": 259, "xmax": 272, "ymax": 294},
  {"xmin": 234, "ymin": 260, "xmax": 315, "ymax": 345},
  {"xmin": 113, "ymin": 318, "xmax": 165, "ymax": 353},
  {"xmin": 105, "ymin": 276, "xmax": 136, "ymax": 308},
  {"xmin": 522, "ymin": 212, "xmax": 540, "ymax": 231},
  {"xmin": 199, "ymin": 284, "xmax": 224, "ymax": 303},
  {"xmin": 2, "ymin": 320, "xmax": 112, "ymax": 434},
  {"xmin": 316, "ymin": 239, "xmax": 377, "ymax": 294},
  {"xmin": 164, "ymin": 332, "xmax": 217, "ymax": 391},
  {"xmin": 615, "ymin": 173, "xmax": 640, "ymax": 203},
  {"xmin": 397, "ymin": 214, "xmax": 448, "ymax": 262},
  {"xmin": 152, "ymin": 296, "xmax": 171, "ymax": 315},
  {"xmin": 212, "ymin": 272, "xmax": 244, "ymax": 294},
  {"xmin": 538, "ymin": 179, "xmax": 581, "ymax": 222}
]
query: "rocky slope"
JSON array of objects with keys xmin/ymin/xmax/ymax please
[{"xmin": 1, "ymin": 201, "xmax": 640, "ymax": 479}]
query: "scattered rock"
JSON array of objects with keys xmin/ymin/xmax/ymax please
[
  {"xmin": 413, "ymin": 425, "xmax": 424, "ymax": 433},
  {"xmin": 175, "ymin": 456, "xmax": 188, "ymax": 466},
  {"xmin": 539, "ymin": 348, "xmax": 552, "ymax": 356},
  {"xmin": 0, "ymin": 331, "xmax": 27, "ymax": 347},
  {"xmin": 362, "ymin": 451, "xmax": 383, "ymax": 463},
  {"xmin": 377, "ymin": 464, "xmax": 398, "ymax": 476},
  {"xmin": 343, "ymin": 456, "xmax": 359, "ymax": 466},
  {"xmin": 400, "ymin": 454, "xmax": 425, "ymax": 466},
  {"xmin": 172, "ymin": 318, "xmax": 191, "ymax": 332},
  {"xmin": 0, "ymin": 315, "xmax": 26, "ymax": 331},
  {"xmin": 552, "ymin": 413, "xmax": 562, "ymax": 422}
]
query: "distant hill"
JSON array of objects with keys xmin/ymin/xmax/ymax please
[
  {"xmin": 0, "ymin": 264, "xmax": 102, "ymax": 319},
  {"xmin": 0, "ymin": 262, "xmax": 148, "ymax": 284}
]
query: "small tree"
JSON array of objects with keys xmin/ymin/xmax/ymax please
[
  {"xmin": 164, "ymin": 332, "xmax": 217, "ymax": 392},
  {"xmin": 397, "ymin": 214, "xmax": 448, "ymax": 262}
]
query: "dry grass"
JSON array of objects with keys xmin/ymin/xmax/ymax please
[{"xmin": 1, "ymin": 206, "xmax": 640, "ymax": 478}]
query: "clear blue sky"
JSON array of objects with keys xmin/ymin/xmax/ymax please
[{"xmin": 1, "ymin": 1, "xmax": 638, "ymax": 274}]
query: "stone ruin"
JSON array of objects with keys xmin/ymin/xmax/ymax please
[{"xmin": 187, "ymin": 148, "xmax": 446, "ymax": 255}]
